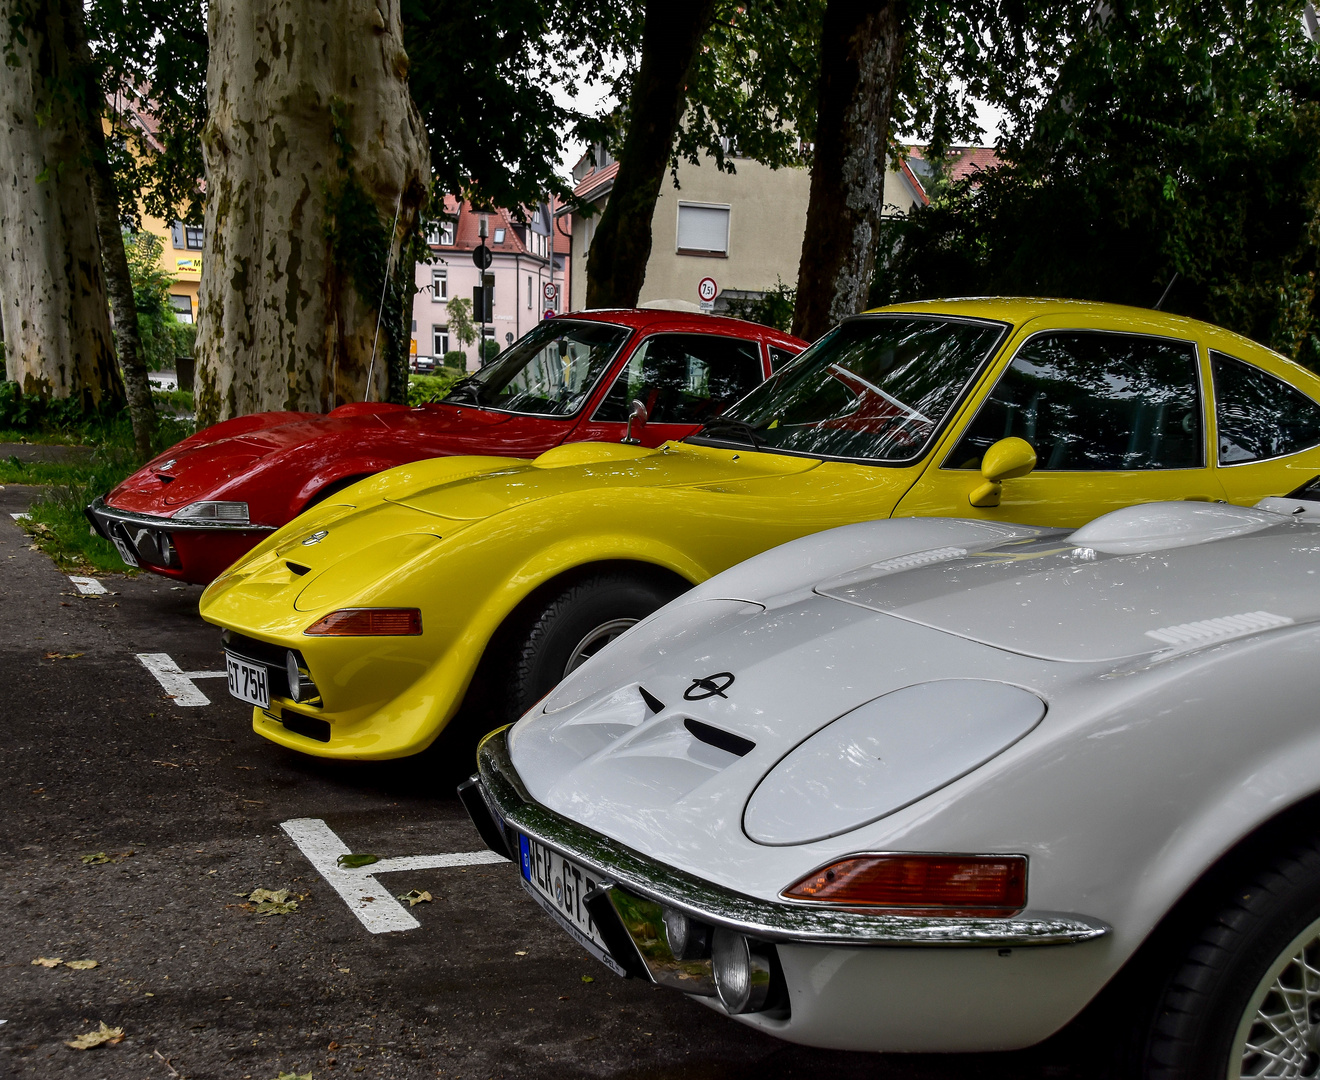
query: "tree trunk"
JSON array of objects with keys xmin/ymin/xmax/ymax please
[
  {"xmin": 583, "ymin": 0, "xmax": 718, "ymax": 309},
  {"xmin": 0, "ymin": 0, "xmax": 123, "ymax": 406},
  {"xmin": 65, "ymin": 0, "xmax": 156, "ymax": 458},
  {"xmin": 792, "ymin": 0, "xmax": 906, "ymax": 342},
  {"xmin": 197, "ymin": 0, "xmax": 429, "ymax": 425}
]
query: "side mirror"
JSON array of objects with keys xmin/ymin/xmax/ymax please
[
  {"xmin": 968, "ymin": 437, "xmax": 1036, "ymax": 507},
  {"xmin": 622, "ymin": 399, "xmax": 648, "ymax": 445}
]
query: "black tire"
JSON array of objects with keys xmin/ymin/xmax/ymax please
[
  {"xmin": 1141, "ymin": 836, "xmax": 1320, "ymax": 1078},
  {"xmin": 501, "ymin": 569, "xmax": 684, "ymax": 721}
]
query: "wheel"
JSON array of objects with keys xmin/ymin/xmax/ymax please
[
  {"xmin": 1142, "ymin": 836, "xmax": 1320, "ymax": 1078},
  {"xmin": 502, "ymin": 569, "xmax": 684, "ymax": 720}
]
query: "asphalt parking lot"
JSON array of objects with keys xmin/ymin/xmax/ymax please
[{"xmin": 0, "ymin": 483, "xmax": 1102, "ymax": 1080}]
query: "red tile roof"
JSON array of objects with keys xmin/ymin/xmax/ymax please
[
  {"xmin": 573, "ymin": 161, "xmax": 619, "ymax": 202},
  {"xmin": 907, "ymin": 145, "xmax": 1003, "ymax": 185}
]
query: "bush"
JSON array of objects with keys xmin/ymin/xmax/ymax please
[
  {"xmin": 723, "ymin": 278, "xmax": 797, "ymax": 333},
  {"xmin": 442, "ymin": 350, "xmax": 469, "ymax": 372},
  {"xmin": 407, "ymin": 371, "xmax": 466, "ymax": 405}
]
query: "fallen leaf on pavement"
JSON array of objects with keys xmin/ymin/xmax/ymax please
[
  {"xmin": 246, "ymin": 887, "xmax": 300, "ymax": 915},
  {"xmin": 396, "ymin": 889, "xmax": 432, "ymax": 907},
  {"xmin": 81, "ymin": 852, "xmax": 110, "ymax": 864},
  {"xmin": 31, "ymin": 957, "xmax": 62, "ymax": 968},
  {"xmin": 65, "ymin": 1022, "xmax": 125, "ymax": 1050},
  {"xmin": 336, "ymin": 853, "xmax": 379, "ymax": 868},
  {"xmin": 273, "ymin": 1072, "xmax": 312, "ymax": 1080},
  {"xmin": 65, "ymin": 959, "xmax": 98, "ymax": 970},
  {"xmin": 581, "ymin": 975, "xmax": 594, "ymax": 983},
  {"xmin": 43, "ymin": 652, "xmax": 83, "ymax": 660}
]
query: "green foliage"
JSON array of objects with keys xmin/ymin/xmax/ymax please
[
  {"xmin": 723, "ymin": 279, "xmax": 798, "ymax": 333},
  {"xmin": 442, "ymin": 350, "xmax": 469, "ymax": 372},
  {"xmin": 407, "ymin": 372, "xmax": 466, "ymax": 405},
  {"xmin": 446, "ymin": 297, "xmax": 476, "ymax": 348},
  {"xmin": 481, "ymin": 339, "xmax": 501, "ymax": 362},
  {"xmin": 873, "ymin": 2, "xmax": 1320, "ymax": 368},
  {"xmin": 123, "ymin": 232, "xmax": 192, "ymax": 370}
]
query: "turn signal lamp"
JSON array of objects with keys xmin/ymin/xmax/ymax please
[
  {"xmin": 174, "ymin": 500, "xmax": 250, "ymax": 523},
  {"xmin": 782, "ymin": 854, "xmax": 1027, "ymax": 916},
  {"xmin": 304, "ymin": 608, "xmax": 422, "ymax": 636}
]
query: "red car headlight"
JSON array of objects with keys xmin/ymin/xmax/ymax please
[
  {"xmin": 303, "ymin": 608, "xmax": 422, "ymax": 636},
  {"xmin": 782, "ymin": 854, "xmax": 1027, "ymax": 916}
]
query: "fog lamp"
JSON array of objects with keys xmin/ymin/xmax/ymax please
[
  {"xmin": 662, "ymin": 907, "xmax": 711, "ymax": 961},
  {"xmin": 286, "ymin": 651, "xmax": 303, "ymax": 703},
  {"xmin": 711, "ymin": 929, "xmax": 772, "ymax": 1015}
]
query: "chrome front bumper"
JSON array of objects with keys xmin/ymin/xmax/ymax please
[
  {"xmin": 86, "ymin": 495, "xmax": 273, "ymax": 568},
  {"xmin": 468, "ymin": 727, "xmax": 1111, "ymax": 954}
]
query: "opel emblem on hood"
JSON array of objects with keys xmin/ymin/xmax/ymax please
[
  {"xmin": 302, "ymin": 529, "xmax": 329, "ymax": 546},
  {"xmin": 683, "ymin": 672, "xmax": 734, "ymax": 700}
]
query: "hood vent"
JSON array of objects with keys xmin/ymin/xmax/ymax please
[
  {"xmin": 684, "ymin": 718, "xmax": 754, "ymax": 758},
  {"xmin": 286, "ymin": 561, "xmax": 311, "ymax": 577},
  {"xmin": 639, "ymin": 686, "xmax": 665, "ymax": 714}
]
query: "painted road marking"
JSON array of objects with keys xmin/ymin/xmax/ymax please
[
  {"xmin": 68, "ymin": 575, "xmax": 107, "ymax": 595},
  {"xmin": 281, "ymin": 817, "xmax": 506, "ymax": 934},
  {"xmin": 136, "ymin": 652, "xmax": 227, "ymax": 707},
  {"xmin": 10, "ymin": 512, "xmax": 30, "ymax": 521}
]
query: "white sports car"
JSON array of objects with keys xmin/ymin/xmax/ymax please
[{"xmin": 462, "ymin": 491, "xmax": 1320, "ymax": 1077}]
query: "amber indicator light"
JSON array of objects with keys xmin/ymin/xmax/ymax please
[
  {"xmin": 304, "ymin": 608, "xmax": 423, "ymax": 636},
  {"xmin": 782, "ymin": 854, "xmax": 1027, "ymax": 916}
]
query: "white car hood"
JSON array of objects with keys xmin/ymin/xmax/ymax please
[{"xmin": 507, "ymin": 501, "xmax": 1320, "ymax": 890}]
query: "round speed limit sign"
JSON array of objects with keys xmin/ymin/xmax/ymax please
[
  {"xmin": 697, "ymin": 277, "xmax": 718, "ymax": 303},
  {"xmin": 542, "ymin": 281, "xmax": 557, "ymax": 302}
]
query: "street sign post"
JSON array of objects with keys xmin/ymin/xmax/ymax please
[
  {"xmin": 542, "ymin": 281, "xmax": 557, "ymax": 303},
  {"xmin": 543, "ymin": 309, "xmax": 556, "ymax": 320},
  {"xmin": 698, "ymin": 276, "xmax": 718, "ymax": 312},
  {"xmin": 472, "ymin": 245, "xmax": 493, "ymax": 270}
]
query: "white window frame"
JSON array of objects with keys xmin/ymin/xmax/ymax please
[
  {"xmin": 675, "ymin": 201, "xmax": 731, "ymax": 258},
  {"xmin": 433, "ymin": 325, "xmax": 449, "ymax": 356},
  {"xmin": 431, "ymin": 268, "xmax": 447, "ymax": 301},
  {"xmin": 440, "ymin": 221, "xmax": 455, "ymax": 246}
]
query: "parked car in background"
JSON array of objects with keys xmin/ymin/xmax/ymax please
[
  {"xmin": 467, "ymin": 494, "xmax": 1320, "ymax": 1076},
  {"xmin": 87, "ymin": 311, "xmax": 805, "ymax": 584},
  {"xmin": 197, "ymin": 299, "xmax": 1320, "ymax": 762},
  {"xmin": 409, "ymin": 354, "xmax": 438, "ymax": 375}
]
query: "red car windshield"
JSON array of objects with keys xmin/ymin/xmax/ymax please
[
  {"xmin": 688, "ymin": 314, "xmax": 1007, "ymax": 463},
  {"xmin": 445, "ymin": 320, "xmax": 632, "ymax": 417}
]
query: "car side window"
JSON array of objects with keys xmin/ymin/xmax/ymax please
[
  {"xmin": 946, "ymin": 331, "xmax": 1203, "ymax": 471},
  {"xmin": 594, "ymin": 334, "xmax": 763, "ymax": 424},
  {"xmin": 768, "ymin": 345, "xmax": 799, "ymax": 372},
  {"xmin": 1211, "ymin": 351, "xmax": 1320, "ymax": 464}
]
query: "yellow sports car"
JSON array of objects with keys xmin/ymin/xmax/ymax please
[{"xmin": 200, "ymin": 299, "xmax": 1320, "ymax": 759}]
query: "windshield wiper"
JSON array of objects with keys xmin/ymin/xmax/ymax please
[{"xmin": 693, "ymin": 416, "xmax": 766, "ymax": 448}]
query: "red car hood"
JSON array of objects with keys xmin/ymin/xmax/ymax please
[{"xmin": 105, "ymin": 404, "xmax": 538, "ymax": 520}]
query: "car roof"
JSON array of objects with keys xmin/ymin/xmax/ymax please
[{"xmin": 555, "ymin": 308, "xmax": 807, "ymax": 348}]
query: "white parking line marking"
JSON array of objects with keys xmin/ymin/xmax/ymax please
[
  {"xmin": 136, "ymin": 653, "xmax": 228, "ymax": 707},
  {"xmin": 68, "ymin": 575, "xmax": 107, "ymax": 595},
  {"xmin": 10, "ymin": 512, "xmax": 30, "ymax": 520},
  {"xmin": 281, "ymin": 817, "xmax": 506, "ymax": 934}
]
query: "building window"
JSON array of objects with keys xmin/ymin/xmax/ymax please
[
  {"xmin": 527, "ymin": 275, "xmax": 533, "ymax": 309},
  {"xmin": 428, "ymin": 221, "xmax": 455, "ymax": 246},
  {"xmin": 494, "ymin": 228, "xmax": 506, "ymax": 244},
  {"xmin": 169, "ymin": 295, "xmax": 193, "ymax": 324},
  {"xmin": 676, "ymin": 203, "xmax": 730, "ymax": 257},
  {"xmin": 431, "ymin": 269, "xmax": 447, "ymax": 301},
  {"xmin": 433, "ymin": 326, "xmax": 449, "ymax": 355},
  {"xmin": 184, "ymin": 225, "xmax": 205, "ymax": 250}
]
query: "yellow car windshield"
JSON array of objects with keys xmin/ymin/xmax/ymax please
[{"xmin": 690, "ymin": 314, "xmax": 1006, "ymax": 463}]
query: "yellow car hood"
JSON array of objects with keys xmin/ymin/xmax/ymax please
[{"xmin": 379, "ymin": 441, "xmax": 822, "ymax": 521}]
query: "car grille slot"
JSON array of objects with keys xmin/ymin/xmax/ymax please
[
  {"xmin": 286, "ymin": 561, "xmax": 311, "ymax": 576},
  {"xmin": 683, "ymin": 718, "xmax": 754, "ymax": 758}
]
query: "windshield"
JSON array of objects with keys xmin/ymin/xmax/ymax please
[
  {"xmin": 687, "ymin": 315, "xmax": 1007, "ymax": 462},
  {"xmin": 444, "ymin": 320, "xmax": 632, "ymax": 416}
]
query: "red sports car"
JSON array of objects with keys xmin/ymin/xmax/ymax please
[{"xmin": 87, "ymin": 310, "xmax": 806, "ymax": 584}]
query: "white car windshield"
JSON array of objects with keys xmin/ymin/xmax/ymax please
[
  {"xmin": 687, "ymin": 314, "xmax": 1006, "ymax": 462},
  {"xmin": 444, "ymin": 320, "xmax": 632, "ymax": 416}
]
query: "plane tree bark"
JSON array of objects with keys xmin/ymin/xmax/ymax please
[
  {"xmin": 197, "ymin": 0, "xmax": 429, "ymax": 424},
  {"xmin": 583, "ymin": 0, "xmax": 718, "ymax": 309},
  {"xmin": 792, "ymin": 0, "xmax": 906, "ymax": 342},
  {"xmin": 0, "ymin": 0, "xmax": 123, "ymax": 406}
]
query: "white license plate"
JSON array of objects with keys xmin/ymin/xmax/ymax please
[
  {"xmin": 226, "ymin": 653, "xmax": 269, "ymax": 708},
  {"xmin": 518, "ymin": 834, "xmax": 622, "ymax": 973},
  {"xmin": 112, "ymin": 535, "xmax": 139, "ymax": 567}
]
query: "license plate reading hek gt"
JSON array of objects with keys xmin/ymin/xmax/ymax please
[
  {"xmin": 518, "ymin": 833, "xmax": 625, "ymax": 976},
  {"xmin": 226, "ymin": 653, "xmax": 270, "ymax": 708}
]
